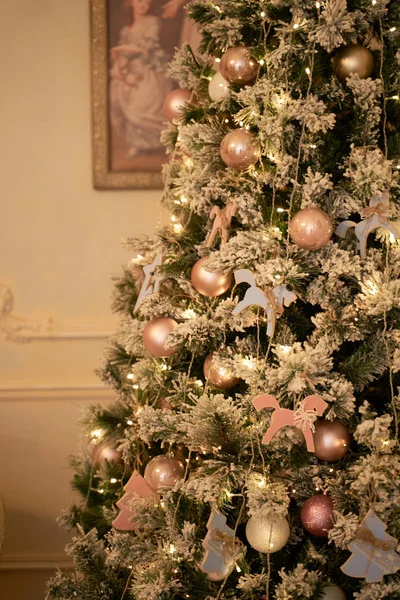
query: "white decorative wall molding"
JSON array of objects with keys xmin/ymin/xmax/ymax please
[
  {"xmin": 0, "ymin": 282, "xmax": 112, "ymax": 343},
  {"xmin": 0, "ymin": 553, "xmax": 73, "ymax": 570},
  {"xmin": 0, "ymin": 384, "xmax": 114, "ymax": 402}
]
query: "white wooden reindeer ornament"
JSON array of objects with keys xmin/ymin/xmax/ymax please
[
  {"xmin": 336, "ymin": 192, "xmax": 400, "ymax": 258},
  {"xmin": 232, "ymin": 269, "xmax": 297, "ymax": 337}
]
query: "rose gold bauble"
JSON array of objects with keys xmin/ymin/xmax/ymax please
[
  {"xmin": 92, "ymin": 443, "xmax": 122, "ymax": 465},
  {"xmin": 321, "ymin": 585, "xmax": 346, "ymax": 600},
  {"xmin": 220, "ymin": 129, "xmax": 260, "ymax": 170},
  {"xmin": 289, "ymin": 207, "xmax": 333, "ymax": 250},
  {"xmin": 203, "ymin": 353, "xmax": 240, "ymax": 390},
  {"xmin": 220, "ymin": 46, "xmax": 259, "ymax": 85},
  {"xmin": 191, "ymin": 257, "xmax": 232, "ymax": 297},
  {"xmin": 163, "ymin": 88, "xmax": 192, "ymax": 122},
  {"xmin": 313, "ymin": 419, "xmax": 351, "ymax": 462},
  {"xmin": 143, "ymin": 455, "xmax": 185, "ymax": 492},
  {"xmin": 333, "ymin": 44, "xmax": 374, "ymax": 82},
  {"xmin": 301, "ymin": 494, "xmax": 334, "ymax": 537},
  {"xmin": 142, "ymin": 317, "xmax": 178, "ymax": 357}
]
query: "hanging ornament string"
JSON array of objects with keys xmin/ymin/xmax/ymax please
[{"xmin": 286, "ymin": 39, "xmax": 317, "ymax": 258}]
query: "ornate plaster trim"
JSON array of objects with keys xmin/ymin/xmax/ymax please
[{"xmin": 0, "ymin": 283, "xmax": 112, "ymax": 343}]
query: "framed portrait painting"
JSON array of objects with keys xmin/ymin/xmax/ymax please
[{"xmin": 91, "ymin": 0, "xmax": 201, "ymax": 189}]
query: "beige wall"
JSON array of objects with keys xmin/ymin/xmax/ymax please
[{"xmin": 0, "ymin": 0, "xmax": 161, "ymax": 597}]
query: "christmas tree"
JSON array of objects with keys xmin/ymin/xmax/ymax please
[{"xmin": 47, "ymin": 1, "xmax": 400, "ymax": 599}]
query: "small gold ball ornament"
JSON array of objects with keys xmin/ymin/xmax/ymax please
[
  {"xmin": 220, "ymin": 46, "xmax": 259, "ymax": 85},
  {"xmin": 203, "ymin": 353, "xmax": 240, "ymax": 390},
  {"xmin": 191, "ymin": 257, "xmax": 232, "ymax": 297},
  {"xmin": 321, "ymin": 585, "xmax": 346, "ymax": 600},
  {"xmin": 220, "ymin": 129, "xmax": 260, "ymax": 170},
  {"xmin": 142, "ymin": 317, "xmax": 178, "ymax": 357},
  {"xmin": 163, "ymin": 88, "xmax": 193, "ymax": 122},
  {"xmin": 246, "ymin": 511, "xmax": 290, "ymax": 553},
  {"xmin": 289, "ymin": 207, "xmax": 332, "ymax": 250},
  {"xmin": 332, "ymin": 43, "xmax": 374, "ymax": 82},
  {"xmin": 144, "ymin": 455, "xmax": 185, "ymax": 492}
]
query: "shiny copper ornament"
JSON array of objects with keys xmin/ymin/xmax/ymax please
[
  {"xmin": 333, "ymin": 43, "xmax": 374, "ymax": 82},
  {"xmin": 313, "ymin": 419, "xmax": 351, "ymax": 462},
  {"xmin": 92, "ymin": 443, "xmax": 122, "ymax": 465},
  {"xmin": 163, "ymin": 88, "xmax": 192, "ymax": 122},
  {"xmin": 144, "ymin": 455, "xmax": 185, "ymax": 492},
  {"xmin": 203, "ymin": 353, "xmax": 240, "ymax": 390},
  {"xmin": 220, "ymin": 46, "xmax": 259, "ymax": 85},
  {"xmin": 142, "ymin": 317, "xmax": 178, "ymax": 357},
  {"xmin": 191, "ymin": 257, "xmax": 232, "ymax": 297},
  {"xmin": 220, "ymin": 129, "xmax": 260, "ymax": 170},
  {"xmin": 289, "ymin": 206, "xmax": 333, "ymax": 250},
  {"xmin": 301, "ymin": 494, "xmax": 334, "ymax": 537}
]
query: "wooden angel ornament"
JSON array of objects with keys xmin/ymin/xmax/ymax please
[
  {"xmin": 206, "ymin": 202, "xmax": 237, "ymax": 248},
  {"xmin": 341, "ymin": 510, "xmax": 400, "ymax": 583},
  {"xmin": 112, "ymin": 471, "xmax": 157, "ymax": 532},
  {"xmin": 200, "ymin": 511, "xmax": 243, "ymax": 581},
  {"xmin": 134, "ymin": 252, "xmax": 163, "ymax": 313},
  {"xmin": 336, "ymin": 192, "xmax": 400, "ymax": 258},
  {"xmin": 232, "ymin": 269, "xmax": 296, "ymax": 337},
  {"xmin": 252, "ymin": 394, "xmax": 328, "ymax": 452}
]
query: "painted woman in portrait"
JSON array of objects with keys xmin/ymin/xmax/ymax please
[
  {"xmin": 109, "ymin": 0, "xmax": 173, "ymax": 157},
  {"xmin": 161, "ymin": 0, "xmax": 201, "ymax": 53}
]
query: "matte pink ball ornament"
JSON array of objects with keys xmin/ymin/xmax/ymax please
[
  {"xmin": 313, "ymin": 419, "xmax": 351, "ymax": 462},
  {"xmin": 142, "ymin": 317, "xmax": 178, "ymax": 357},
  {"xmin": 289, "ymin": 206, "xmax": 333, "ymax": 250},
  {"xmin": 191, "ymin": 257, "xmax": 232, "ymax": 297},
  {"xmin": 144, "ymin": 455, "xmax": 185, "ymax": 492},
  {"xmin": 203, "ymin": 353, "xmax": 240, "ymax": 390},
  {"xmin": 301, "ymin": 494, "xmax": 334, "ymax": 537},
  {"xmin": 220, "ymin": 46, "xmax": 259, "ymax": 85},
  {"xmin": 220, "ymin": 129, "xmax": 260, "ymax": 170},
  {"xmin": 163, "ymin": 88, "xmax": 192, "ymax": 122}
]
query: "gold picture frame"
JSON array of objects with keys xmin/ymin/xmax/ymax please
[{"xmin": 91, "ymin": 0, "xmax": 164, "ymax": 190}]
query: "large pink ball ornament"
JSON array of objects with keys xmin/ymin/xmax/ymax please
[
  {"xmin": 220, "ymin": 129, "xmax": 260, "ymax": 170},
  {"xmin": 301, "ymin": 494, "xmax": 334, "ymax": 537},
  {"xmin": 191, "ymin": 257, "xmax": 232, "ymax": 297},
  {"xmin": 163, "ymin": 88, "xmax": 192, "ymax": 122},
  {"xmin": 321, "ymin": 585, "xmax": 346, "ymax": 600},
  {"xmin": 142, "ymin": 317, "xmax": 178, "ymax": 357},
  {"xmin": 289, "ymin": 207, "xmax": 333, "ymax": 250},
  {"xmin": 203, "ymin": 353, "xmax": 240, "ymax": 390},
  {"xmin": 313, "ymin": 419, "xmax": 351, "ymax": 462},
  {"xmin": 220, "ymin": 46, "xmax": 259, "ymax": 85},
  {"xmin": 144, "ymin": 455, "xmax": 185, "ymax": 492}
]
